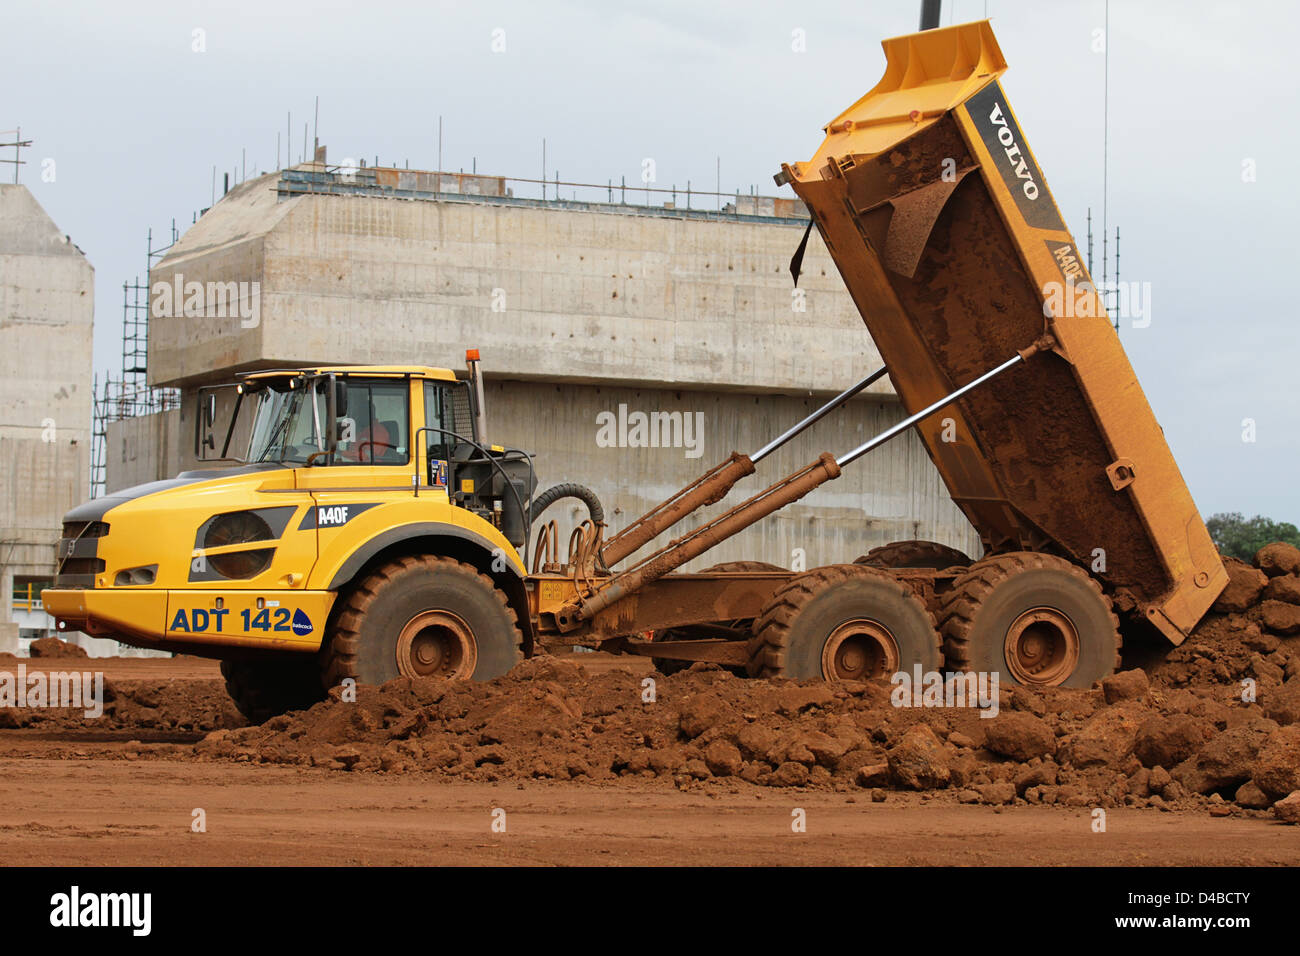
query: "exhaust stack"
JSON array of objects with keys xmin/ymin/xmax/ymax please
[{"xmin": 465, "ymin": 348, "xmax": 489, "ymax": 442}]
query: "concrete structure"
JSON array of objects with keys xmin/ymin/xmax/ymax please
[
  {"xmin": 110, "ymin": 162, "xmax": 981, "ymax": 572},
  {"xmin": 0, "ymin": 185, "xmax": 93, "ymax": 652}
]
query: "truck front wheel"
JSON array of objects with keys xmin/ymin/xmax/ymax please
[
  {"xmin": 321, "ymin": 555, "xmax": 523, "ymax": 689},
  {"xmin": 220, "ymin": 657, "xmax": 324, "ymax": 724}
]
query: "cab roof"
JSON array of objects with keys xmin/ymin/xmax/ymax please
[{"xmin": 241, "ymin": 365, "xmax": 459, "ymax": 383}]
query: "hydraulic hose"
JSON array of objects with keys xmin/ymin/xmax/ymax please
[{"xmin": 529, "ymin": 482, "xmax": 605, "ymax": 526}]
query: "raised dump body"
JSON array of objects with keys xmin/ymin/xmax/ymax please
[{"xmin": 781, "ymin": 20, "xmax": 1226, "ymax": 644}]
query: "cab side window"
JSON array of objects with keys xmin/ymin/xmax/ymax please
[
  {"xmin": 336, "ymin": 380, "xmax": 409, "ymax": 465},
  {"xmin": 424, "ymin": 381, "xmax": 457, "ymax": 464}
]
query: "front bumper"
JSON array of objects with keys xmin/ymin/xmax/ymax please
[{"xmin": 44, "ymin": 588, "xmax": 335, "ymax": 654}]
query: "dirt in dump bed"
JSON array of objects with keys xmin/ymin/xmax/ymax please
[{"xmin": 865, "ymin": 130, "xmax": 1167, "ymax": 595}]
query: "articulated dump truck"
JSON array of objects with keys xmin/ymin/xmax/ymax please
[{"xmin": 44, "ymin": 20, "xmax": 1226, "ymax": 721}]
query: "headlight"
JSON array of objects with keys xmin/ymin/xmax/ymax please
[{"xmin": 114, "ymin": 565, "xmax": 157, "ymax": 586}]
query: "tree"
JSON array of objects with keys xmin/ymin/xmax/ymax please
[{"xmin": 1206, "ymin": 512, "xmax": 1300, "ymax": 562}]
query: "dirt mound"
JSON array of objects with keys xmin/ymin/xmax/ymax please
[
  {"xmin": 0, "ymin": 675, "xmax": 242, "ymax": 733},
  {"xmin": 1147, "ymin": 547, "xmax": 1300, "ymax": 689},
  {"xmin": 28, "ymin": 637, "xmax": 89, "ymax": 658},
  {"xmin": 7, "ymin": 544, "xmax": 1299, "ymax": 820},
  {"xmin": 174, "ymin": 655, "xmax": 1287, "ymax": 817}
]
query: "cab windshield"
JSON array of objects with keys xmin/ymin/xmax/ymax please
[
  {"xmin": 245, "ymin": 376, "xmax": 411, "ymax": 466},
  {"xmin": 246, "ymin": 379, "xmax": 328, "ymax": 464}
]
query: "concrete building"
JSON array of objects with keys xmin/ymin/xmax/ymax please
[
  {"xmin": 0, "ymin": 185, "xmax": 93, "ymax": 652},
  {"xmin": 110, "ymin": 161, "xmax": 981, "ymax": 572}
]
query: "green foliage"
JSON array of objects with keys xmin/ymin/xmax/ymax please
[{"xmin": 1206, "ymin": 512, "xmax": 1300, "ymax": 562}]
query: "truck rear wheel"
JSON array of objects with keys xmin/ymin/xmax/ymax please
[
  {"xmin": 220, "ymin": 658, "xmax": 325, "ymax": 724},
  {"xmin": 854, "ymin": 539, "xmax": 971, "ymax": 569},
  {"xmin": 747, "ymin": 564, "xmax": 941, "ymax": 680},
  {"xmin": 322, "ymin": 555, "xmax": 523, "ymax": 688},
  {"xmin": 938, "ymin": 552, "xmax": 1121, "ymax": 689},
  {"xmin": 651, "ymin": 561, "xmax": 784, "ymax": 676}
]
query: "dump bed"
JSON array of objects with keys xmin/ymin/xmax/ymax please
[{"xmin": 782, "ymin": 21, "xmax": 1225, "ymax": 644}]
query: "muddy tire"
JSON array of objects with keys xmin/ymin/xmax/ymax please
[
  {"xmin": 321, "ymin": 556, "xmax": 523, "ymax": 689},
  {"xmin": 220, "ymin": 658, "xmax": 325, "ymax": 724},
  {"xmin": 652, "ymin": 561, "xmax": 784, "ymax": 676},
  {"xmin": 854, "ymin": 539, "xmax": 972, "ymax": 570},
  {"xmin": 938, "ymin": 552, "xmax": 1120, "ymax": 689},
  {"xmin": 747, "ymin": 564, "xmax": 941, "ymax": 680}
]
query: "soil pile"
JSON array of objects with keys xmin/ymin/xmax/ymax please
[
  {"xmin": 1150, "ymin": 544, "xmax": 1300, "ymax": 688},
  {"xmin": 28, "ymin": 637, "xmax": 90, "ymax": 659},
  {"xmin": 8, "ymin": 544, "xmax": 1299, "ymax": 823},
  {"xmin": 193, "ymin": 544, "xmax": 1300, "ymax": 822},
  {"xmin": 0, "ymin": 672, "xmax": 241, "ymax": 733}
]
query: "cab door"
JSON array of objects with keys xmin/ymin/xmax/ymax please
[{"xmin": 294, "ymin": 377, "xmax": 420, "ymax": 581}]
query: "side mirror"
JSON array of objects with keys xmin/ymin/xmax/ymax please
[
  {"xmin": 194, "ymin": 389, "xmax": 218, "ymax": 459},
  {"xmin": 193, "ymin": 384, "xmax": 245, "ymax": 462}
]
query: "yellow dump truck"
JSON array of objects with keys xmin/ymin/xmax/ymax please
[{"xmin": 44, "ymin": 20, "xmax": 1225, "ymax": 720}]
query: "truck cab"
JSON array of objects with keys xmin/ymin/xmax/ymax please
[{"xmin": 43, "ymin": 358, "xmax": 538, "ymax": 713}]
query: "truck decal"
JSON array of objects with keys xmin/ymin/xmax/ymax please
[
  {"xmin": 965, "ymin": 81, "xmax": 1065, "ymax": 232},
  {"xmin": 167, "ymin": 606, "xmax": 311, "ymax": 635},
  {"xmin": 298, "ymin": 502, "xmax": 379, "ymax": 530}
]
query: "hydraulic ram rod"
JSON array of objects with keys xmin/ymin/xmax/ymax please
[
  {"xmin": 599, "ymin": 453, "xmax": 756, "ymax": 568},
  {"xmin": 562, "ymin": 342, "xmax": 1046, "ymax": 629},
  {"xmin": 751, "ymin": 364, "xmax": 889, "ymax": 464},
  {"xmin": 838, "ymin": 351, "xmax": 1027, "ymax": 467},
  {"xmin": 559, "ymin": 454, "xmax": 841, "ymax": 630},
  {"xmin": 599, "ymin": 364, "xmax": 888, "ymax": 568}
]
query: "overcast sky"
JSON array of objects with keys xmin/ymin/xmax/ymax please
[{"xmin": 3, "ymin": 0, "xmax": 1296, "ymax": 522}]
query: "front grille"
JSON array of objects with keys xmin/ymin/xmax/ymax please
[
  {"xmin": 62, "ymin": 520, "xmax": 109, "ymax": 539},
  {"xmin": 56, "ymin": 521, "xmax": 108, "ymax": 589},
  {"xmin": 57, "ymin": 558, "xmax": 104, "ymax": 576},
  {"xmin": 54, "ymin": 557, "xmax": 105, "ymax": 589}
]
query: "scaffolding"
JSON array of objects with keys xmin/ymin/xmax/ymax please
[{"xmin": 89, "ymin": 227, "xmax": 183, "ymax": 498}]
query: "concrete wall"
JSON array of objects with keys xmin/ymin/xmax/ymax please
[
  {"xmin": 147, "ymin": 171, "xmax": 891, "ymax": 399},
  {"xmin": 107, "ymin": 408, "xmax": 185, "ymax": 492},
  {"xmin": 0, "ymin": 185, "xmax": 94, "ymax": 652},
  {"xmin": 489, "ymin": 380, "xmax": 978, "ymax": 567}
]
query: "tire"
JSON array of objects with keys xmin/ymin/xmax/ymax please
[
  {"xmin": 854, "ymin": 539, "xmax": 972, "ymax": 570},
  {"xmin": 652, "ymin": 561, "xmax": 784, "ymax": 676},
  {"xmin": 220, "ymin": 658, "xmax": 325, "ymax": 724},
  {"xmin": 938, "ymin": 552, "xmax": 1120, "ymax": 689},
  {"xmin": 747, "ymin": 564, "xmax": 941, "ymax": 680},
  {"xmin": 322, "ymin": 556, "xmax": 523, "ymax": 688}
]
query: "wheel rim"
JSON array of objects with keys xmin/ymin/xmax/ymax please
[
  {"xmin": 395, "ymin": 610, "xmax": 478, "ymax": 680},
  {"xmin": 1003, "ymin": 606, "xmax": 1079, "ymax": 687},
  {"xmin": 821, "ymin": 618, "xmax": 899, "ymax": 681}
]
